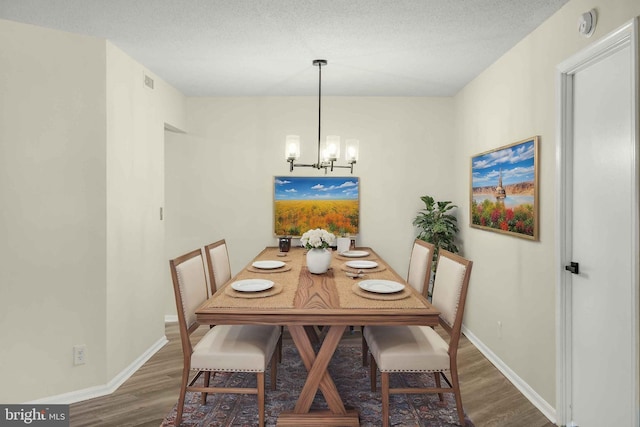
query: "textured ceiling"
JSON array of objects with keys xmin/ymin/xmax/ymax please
[{"xmin": 0, "ymin": 0, "xmax": 569, "ymax": 96}]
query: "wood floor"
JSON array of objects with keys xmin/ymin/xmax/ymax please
[{"xmin": 69, "ymin": 323, "xmax": 555, "ymax": 427}]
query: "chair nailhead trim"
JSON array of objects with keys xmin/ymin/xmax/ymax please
[
  {"xmin": 194, "ymin": 368, "xmax": 264, "ymax": 373},
  {"xmin": 380, "ymin": 368, "xmax": 451, "ymax": 373}
]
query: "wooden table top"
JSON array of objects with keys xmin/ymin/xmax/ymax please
[{"xmin": 196, "ymin": 246, "xmax": 440, "ymax": 327}]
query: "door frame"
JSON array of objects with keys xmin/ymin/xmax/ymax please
[{"xmin": 555, "ymin": 18, "xmax": 639, "ymax": 426}]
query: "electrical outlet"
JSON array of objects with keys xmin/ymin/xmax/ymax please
[
  {"xmin": 497, "ymin": 321, "xmax": 502, "ymax": 339},
  {"xmin": 73, "ymin": 344, "xmax": 87, "ymax": 365}
]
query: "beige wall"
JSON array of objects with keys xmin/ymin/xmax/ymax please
[
  {"xmin": 0, "ymin": 19, "xmax": 108, "ymax": 402},
  {"xmin": 164, "ymin": 96, "xmax": 455, "ymax": 312},
  {"xmin": 0, "ymin": 19, "xmax": 186, "ymax": 402},
  {"xmin": 105, "ymin": 43, "xmax": 185, "ymax": 379},
  {"xmin": 453, "ymin": 0, "xmax": 640, "ymax": 411}
]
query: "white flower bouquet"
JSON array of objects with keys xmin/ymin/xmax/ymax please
[{"xmin": 300, "ymin": 228, "xmax": 336, "ymax": 250}]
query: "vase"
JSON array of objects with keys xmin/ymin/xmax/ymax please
[
  {"xmin": 336, "ymin": 237, "xmax": 351, "ymax": 254},
  {"xmin": 306, "ymin": 248, "xmax": 332, "ymax": 274},
  {"xmin": 278, "ymin": 237, "xmax": 291, "ymax": 252}
]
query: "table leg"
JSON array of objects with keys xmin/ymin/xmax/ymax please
[
  {"xmin": 303, "ymin": 325, "xmax": 321, "ymax": 345},
  {"xmin": 278, "ymin": 325, "xmax": 359, "ymax": 426}
]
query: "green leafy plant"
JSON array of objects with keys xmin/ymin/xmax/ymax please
[{"xmin": 413, "ymin": 195, "xmax": 459, "ymax": 269}]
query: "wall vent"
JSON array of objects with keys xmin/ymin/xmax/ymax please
[{"xmin": 144, "ymin": 73, "xmax": 154, "ymax": 89}]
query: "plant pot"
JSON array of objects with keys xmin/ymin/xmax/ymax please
[{"xmin": 306, "ymin": 248, "xmax": 332, "ymax": 274}]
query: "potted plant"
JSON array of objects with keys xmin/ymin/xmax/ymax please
[
  {"xmin": 300, "ymin": 228, "xmax": 336, "ymax": 274},
  {"xmin": 412, "ymin": 195, "xmax": 459, "ymax": 270}
]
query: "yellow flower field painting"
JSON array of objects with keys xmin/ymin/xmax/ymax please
[{"xmin": 274, "ymin": 176, "xmax": 360, "ymax": 237}]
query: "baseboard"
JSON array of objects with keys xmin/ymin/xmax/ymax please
[
  {"xmin": 28, "ymin": 335, "xmax": 168, "ymax": 404},
  {"xmin": 164, "ymin": 314, "xmax": 178, "ymax": 323},
  {"xmin": 461, "ymin": 325, "xmax": 557, "ymax": 425}
]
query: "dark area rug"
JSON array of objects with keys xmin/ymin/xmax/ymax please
[{"xmin": 161, "ymin": 342, "xmax": 474, "ymax": 426}]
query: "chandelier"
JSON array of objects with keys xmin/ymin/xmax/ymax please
[{"xmin": 285, "ymin": 59, "xmax": 359, "ymax": 174}]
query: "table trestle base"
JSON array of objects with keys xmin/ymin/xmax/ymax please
[{"xmin": 277, "ymin": 408, "xmax": 360, "ymax": 426}]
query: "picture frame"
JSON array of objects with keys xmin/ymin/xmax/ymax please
[
  {"xmin": 273, "ymin": 176, "xmax": 360, "ymax": 237},
  {"xmin": 470, "ymin": 136, "xmax": 539, "ymax": 240}
]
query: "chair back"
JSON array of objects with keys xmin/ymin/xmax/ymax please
[
  {"xmin": 406, "ymin": 240, "xmax": 435, "ymax": 297},
  {"xmin": 204, "ymin": 239, "xmax": 231, "ymax": 295},
  {"xmin": 169, "ymin": 249, "xmax": 209, "ymax": 354},
  {"xmin": 431, "ymin": 250, "xmax": 473, "ymax": 347}
]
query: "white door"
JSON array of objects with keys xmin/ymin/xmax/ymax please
[{"xmin": 557, "ymin": 21, "xmax": 638, "ymax": 427}]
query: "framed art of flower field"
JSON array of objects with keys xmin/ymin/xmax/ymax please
[
  {"xmin": 470, "ymin": 136, "xmax": 539, "ymax": 241},
  {"xmin": 273, "ymin": 176, "xmax": 360, "ymax": 237}
]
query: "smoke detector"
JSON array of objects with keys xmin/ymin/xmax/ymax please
[{"xmin": 578, "ymin": 9, "xmax": 597, "ymax": 38}]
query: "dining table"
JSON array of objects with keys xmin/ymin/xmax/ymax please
[{"xmin": 195, "ymin": 245, "xmax": 440, "ymax": 426}]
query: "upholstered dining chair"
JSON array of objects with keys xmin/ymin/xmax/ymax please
[
  {"xmin": 204, "ymin": 239, "xmax": 284, "ymax": 362},
  {"xmin": 363, "ymin": 249, "xmax": 473, "ymax": 426},
  {"xmin": 204, "ymin": 239, "xmax": 232, "ymax": 296},
  {"xmin": 361, "ymin": 239, "xmax": 435, "ymax": 365},
  {"xmin": 169, "ymin": 248, "xmax": 281, "ymax": 427},
  {"xmin": 406, "ymin": 239, "xmax": 435, "ymax": 297}
]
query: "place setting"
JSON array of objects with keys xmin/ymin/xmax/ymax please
[
  {"xmin": 336, "ymin": 249, "xmax": 374, "ymax": 260},
  {"xmin": 340, "ymin": 259, "xmax": 386, "ymax": 274},
  {"xmin": 351, "ymin": 279, "xmax": 410, "ymax": 300},
  {"xmin": 224, "ymin": 278, "xmax": 284, "ymax": 298},
  {"xmin": 246, "ymin": 259, "xmax": 292, "ymax": 273}
]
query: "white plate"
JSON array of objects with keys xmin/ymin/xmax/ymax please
[
  {"xmin": 340, "ymin": 250, "xmax": 370, "ymax": 258},
  {"xmin": 358, "ymin": 280, "xmax": 405, "ymax": 294},
  {"xmin": 346, "ymin": 260, "xmax": 378, "ymax": 269},
  {"xmin": 252, "ymin": 260, "xmax": 286, "ymax": 269},
  {"xmin": 231, "ymin": 279, "xmax": 274, "ymax": 292}
]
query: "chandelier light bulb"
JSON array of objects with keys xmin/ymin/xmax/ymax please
[
  {"xmin": 285, "ymin": 135, "xmax": 300, "ymax": 160},
  {"xmin": 345, "ymin": 139, "xmax": 359, "ymax": 162},
  {"xmin": 324, "ymin": 135, "xmax": 340, "ymax": 161}
]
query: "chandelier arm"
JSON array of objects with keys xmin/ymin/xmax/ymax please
[{"xmin": 330, "ymin": 164, "xmax": 354, "ymax": 170}]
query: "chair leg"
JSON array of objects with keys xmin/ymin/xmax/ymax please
[
  {"xmin": 361, "ymin": 328, "xmax": 369, "ymax": 366},
  {"xmin": 176, "ymin": 366, "xmax": 190, "ymax": 425},
  {"xmin": 434, "ymin": 372, "xmax": 444, "ymax": 401},
  {"xmin": 381, "ymin": 372, "xmax": 390, "ymax": 427},
  {"xmin": 201, "ymin": 371, "xmax": 211, "ymax": 404},
  {"xmin": 278, "ymin": 327, "xmax": 284, "ymax": 363},
  {"xmin": 450, "ymin": 366, "xmax": 465, "ymax": 425},
  {"xmin": 270, "ymin": 352, "xmax": 278, "ymax": 391},
  {"xmin": 370, "ymin": 355, "xmax": 377, "ymax": 392},
  {"xmin": 257, "ymin": 372, "xmax": 265, "ymax": 427}
]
